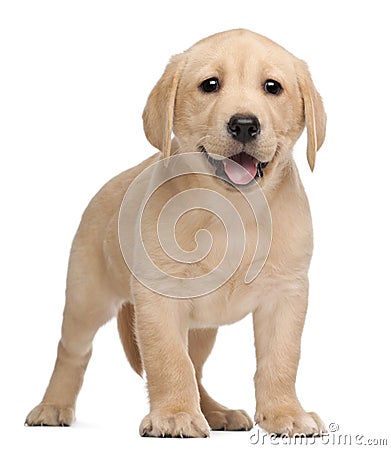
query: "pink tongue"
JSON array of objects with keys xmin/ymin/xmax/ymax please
[{"xmin": 222, "ymin": 153, "xmax": 258, "ymax": 185}]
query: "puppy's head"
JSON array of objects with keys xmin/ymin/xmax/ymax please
[{"xmin": 143, "ymin": 29, "xmax": 326, "ymax": 184}]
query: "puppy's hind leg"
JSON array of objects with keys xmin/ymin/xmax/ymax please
[
  {"xmin": 188, "ymin": 328, "xmax": 253, "ymax": 431},
  {"xmin": 25, "ymin": 254, "xmax": 120, "ymax": 426}
]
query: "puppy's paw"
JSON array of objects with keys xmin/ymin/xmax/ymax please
[
  {"xmin": 255, "ymin": 409, "xmax": 326, "ymax": 436},
  {"xmin": 205, "ymin": 408, "xmax": 253, "ymax": 431},
  {"xmin": 25, "ymin": 403, "xmax": 75, "ymax": 426},
  {"xmin": 139, "ymin": 410, "xmax": 210, "ymax": 438}
]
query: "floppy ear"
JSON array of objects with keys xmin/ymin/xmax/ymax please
[
  {"xmin": 296, "ymin": 60, "xmax": 326, "ymax": 171},
  {"xmin": 142, "ymin": 54, "xmax": 185, "ymax": 160}
]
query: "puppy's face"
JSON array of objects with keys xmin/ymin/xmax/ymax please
[
  {"xmin": 175, "ymin": 32, "xmax": 305, "ymax": 184},
  {"xmin": 143, "ymin": 29, "xmax": 326, "ymax": 182}
]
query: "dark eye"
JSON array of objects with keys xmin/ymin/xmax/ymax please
[
  {"xmin": 199, "ymin": 77, "xmax": 220, "ymax": 93},
  {"xmin": 264, "ymin": 79, "xmax": 283, "ymax": 95}
]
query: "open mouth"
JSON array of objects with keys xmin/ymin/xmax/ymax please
[{"xmin": 200, "ymin": 147, "xmax": 268, "ymax": 186}]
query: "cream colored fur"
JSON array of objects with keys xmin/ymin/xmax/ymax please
[{"xmin": 26, "ymin": 29, "xmax": 326, "ymax": 438}]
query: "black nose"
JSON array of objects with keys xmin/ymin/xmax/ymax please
[{"xmin": 227, "ymin": 114, "xmax": 260, "ymax": 143}]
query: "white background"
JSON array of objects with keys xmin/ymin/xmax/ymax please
[{"xmin": 1, "ymin": 0, "xmax": 390, "ymax": 448}]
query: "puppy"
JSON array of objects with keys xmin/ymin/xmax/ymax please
[{"xmin": 26, "ymin": 29, "xmax": 326, "ymax": 438}]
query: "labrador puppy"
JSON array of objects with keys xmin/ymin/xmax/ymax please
[{"xmin": 26, "ymin": 29, "xmax": 326, "ymax": 438}]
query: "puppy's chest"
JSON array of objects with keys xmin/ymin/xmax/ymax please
[
  {"xmin": 139, "ymin": 204, "xmax": 271, "ymax": 325},
  {"xmin": 181, "ymin": 213, "xmax": 268, "ymax": 327},
  {"xmin": 188, "ymin": 273, "xmax": 261, "ymax": 327},
  {"xmin": 175, "ymin": 210, "xmax": 263, "ymax": 276}
]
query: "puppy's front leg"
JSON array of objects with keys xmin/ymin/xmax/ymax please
[
  {"xmin": 134, "ymin": 287, "xmax": 209, "ymax": 438},
  {"xmin": 253, "ymin": 277, "xmax": 325, "ymax": 436}
]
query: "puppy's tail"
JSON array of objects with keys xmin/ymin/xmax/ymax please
[{"xmin": 117, "ymin": 303, "xmax": 143, "ymax": 377}]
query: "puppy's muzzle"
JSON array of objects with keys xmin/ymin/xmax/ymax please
[{"xmin": 201, "ymin": 113, "xmax": 269, "ymax": 186}]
